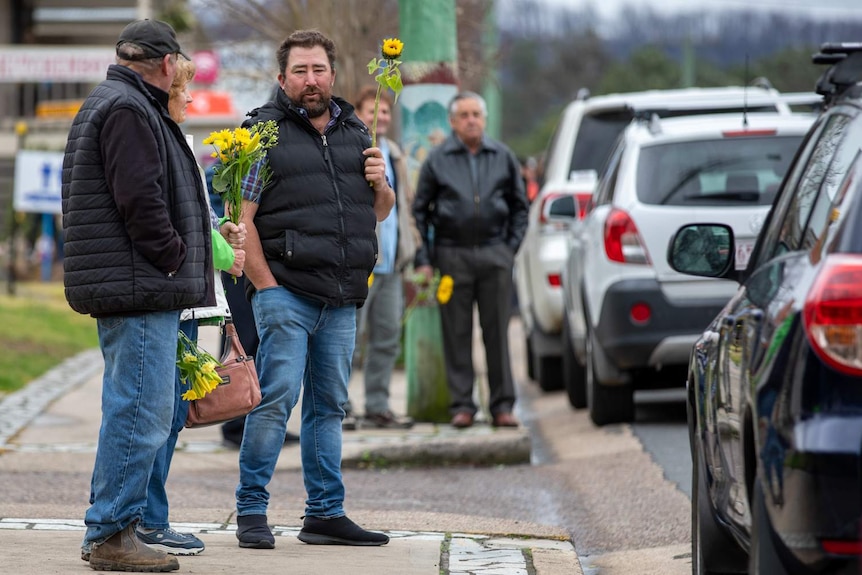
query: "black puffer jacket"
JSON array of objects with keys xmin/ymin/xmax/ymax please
[
  {"xmin": 243, "ymin": 92, "xmax": 378, "ymax": 307},
  {"xmin": 62, "ymin": 65, "xmax": 213, "ymax": 316}
]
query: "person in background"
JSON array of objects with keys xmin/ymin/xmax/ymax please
[
  {"xmin": 412, "ymin": 91, "xmax": 529, "ymax": 430},
  {"xmin": 520, "ymin": 156, "xmax": 540, "ymax": 203},
  {"xmin": 233, "ymin": 29, "xmax": 394, "ymax": 549},
  {"xmin": 343, "ymin": 85, "xmax": 419, "ymax": 430},
  {"xmin": 137, "ymin": 55, "xmax": 246, "ymax": 557},
  {"xmin": 62, "ymin": 19, "xmax": 210, "ymax": 572}
]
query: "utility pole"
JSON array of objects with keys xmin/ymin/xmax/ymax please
[
  {"xmin": 399, "ymin": 0, "xmax": 458, "ymax": 423},
  {"xmin": 482, "ymin": 1, "xmax": 501, "ymax": 139}
]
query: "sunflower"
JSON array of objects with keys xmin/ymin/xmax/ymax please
[
  {"xmin": 436, "ymin": 275, "xmax": 454, "ymax": 305},
  {"xmin": 381, "ymin": 37, "xmax": 403, "ymax": 59}
]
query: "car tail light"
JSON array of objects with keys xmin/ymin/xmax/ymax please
[
  {"xmin": 630, "ymin": 302, "xmax": 651, "ymax": 324},
  {"xmin": 820, "ymin": 539, "xmax": 862, "ymax": 555},
  {"xmin": 604, "ymin": 209, "xmax": 651, "ymax": 265},
  {"xmin": 803, "ymin": 255, "xmax": 862, "ymax": 376},
  {"xmin": 547, "ymin": 273, "xmax": 562, "ymax": 287}
]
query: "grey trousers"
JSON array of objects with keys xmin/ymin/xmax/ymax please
[
  {"xmin": 436, "ymin": 243, "xmax": 516, "ymax": 417},
  {"xmin": 355, "ymin": 271, "xmax": 403, "ymax": 415}
]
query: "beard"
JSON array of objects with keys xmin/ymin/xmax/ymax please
[{"xmin": 290, "ymin": 89, "xmax": 330, "ymax": 119}]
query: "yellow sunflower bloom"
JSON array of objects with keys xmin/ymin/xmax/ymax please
[
  {"xmin": 437, "ymin": 274, "xmax": 454, "ymax": 305},
  {"xmin": 381, "ymin": 37, "xmax": 403, "ymax": 59}
]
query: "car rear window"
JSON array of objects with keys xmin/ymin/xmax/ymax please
[
  {"xmin": 568, "ymin": 106, "xmax": 780, "ymax": 181},
  {"xmin": 569, "ymin": 111, "xmax": 633, "ymax": 175},
  {"xmin": 636, "ymin": 135, "xmax": 804, "ymax": 206}
]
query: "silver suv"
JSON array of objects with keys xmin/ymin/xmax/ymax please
[
  {"xmin": 515, "ymin": 85, "xmax": 810, "ymax": 391},
  {"xmin": 561, "ymin": 111, "xmax": 815, "ymax": 425}
]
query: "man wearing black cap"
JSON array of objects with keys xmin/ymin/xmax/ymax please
[{"xmin": 62, "ymin": 19, "xmax": 212, "ymax": 573}]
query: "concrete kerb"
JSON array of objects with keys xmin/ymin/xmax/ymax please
[{"xmin": 0, "ymin": 348, "xmax": 102, "ymax": 449}]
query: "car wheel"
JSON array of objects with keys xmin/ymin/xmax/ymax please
[
  {"xmin": 749, "ymin": 481, "xmax": 787, "ymax": 575},
  {"xmin": 585, "ymin": 324, "xmax": 633, "ymax": 425},
  {"xmin": 528, "ymin": 328, "xmax": 564, "ymax": 392},
  {"xmin": 561, "ymin": 317, "xmax": 586, "ymax": 408},
  {"xmin": 692, "ymin": 443, "xmax": 747, "ymax": 574}
]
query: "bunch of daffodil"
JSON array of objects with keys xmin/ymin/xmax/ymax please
[
  {"xmin": 203, "ymin": 120, "xmax": 279, "ymax": 225},
  {"xmin": 176, "ymin": 330, "xmax": 223, "ymax": 401},
  {"xmin": 402, "ymin": 269, "xmax": 454, "ymax": 324},
  {"xmin": 367, "ymin": 37, "xmax": 404, "ymax": 148}
]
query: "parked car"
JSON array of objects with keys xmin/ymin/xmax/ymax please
[
  {"xmin": 675, "ymin": 44, "xmax": 862, "ymax": 574},
  {"xmin": 561, "ymin": 110, "xmax": 816, "ymax": 424},
  {"xmin": 516, "ymin": 85, "xmax": 812, "ymax": 392}
]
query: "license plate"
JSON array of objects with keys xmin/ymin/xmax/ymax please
[{"xmin": 735, "ymin": 239, "xmax": 755, "ymax": 270}]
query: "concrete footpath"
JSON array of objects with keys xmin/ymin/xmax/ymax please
[{"xmin": 0, "ymin": 324, "xmax": 581, "ymax": 575}]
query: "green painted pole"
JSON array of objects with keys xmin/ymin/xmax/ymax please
[
  {"xmin": 399, "ymin": 0, "xmax": 458, "ymax": 423},
  {"xmin": 482, "ymin": 1, "xmax": 501, "ymax": 139}
]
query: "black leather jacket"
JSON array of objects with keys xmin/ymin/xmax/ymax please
[{"xmin": 412, "ymin": 134, "xmax": 529, "ymax": 267}]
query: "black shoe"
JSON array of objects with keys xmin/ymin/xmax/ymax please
[
  {"xmin": 298, "ymin": 515, "xmax": 389, "ymax": 546},
  {"xmin": 342, "ymin": 412, "xmax": 359, "ymax": 431},
  {"xmin": 236, "ymin": 514, "xmax": 275, "ymax": 549},
  {"xmin": 362, "ymin": 411, "xmax": 414, "ymax": 429}
]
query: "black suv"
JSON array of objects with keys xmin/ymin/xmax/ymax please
[{"xmin": 669, "ymin": 44, "xmax": 862, "ymax": 573}]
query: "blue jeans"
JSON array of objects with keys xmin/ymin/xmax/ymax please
[
  {"xmin": 142, "ymin": 319, "xmax": 197, "ymax": 530},
  {"xmin": 84, "ymin": 310, "xmax": 181, "ymax": 545},
  {"xmin": 237, "ymin": 286, "xmax": 355, "ymax": 518}
]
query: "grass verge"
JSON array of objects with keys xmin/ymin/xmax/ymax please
[{"xmin": 0, "ymin": 281, "xmax": 98, "ymax": 394}]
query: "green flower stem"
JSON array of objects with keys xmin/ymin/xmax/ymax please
[{"xmin": 371, "ymin": 82, "xmax": 382, "ymax": 149}]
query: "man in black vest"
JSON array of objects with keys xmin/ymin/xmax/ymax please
[
  {"xmin": 233, "ymin": 30, "xmax": 394, "ymax": 549},
  {"xmin": 62, "ymin": 19, "xmax": 211, "ymax": 572}
]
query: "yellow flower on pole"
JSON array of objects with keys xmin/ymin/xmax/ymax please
[
  {"xmin": 436, "ymin": 275, "xmax": 454, "ymax": 305},
  {"xmin": 367, "ymin": 37, "xmax": 405, "ymax": 148},
  {"xmin": 402, "ymin": 270, "xmax": 454, "ymax": 324}
]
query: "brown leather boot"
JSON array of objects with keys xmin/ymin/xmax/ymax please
[{"xmin": 88, "ymin": 523, "xmax": 179, "ymax": 572}]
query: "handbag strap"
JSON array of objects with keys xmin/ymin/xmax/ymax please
[{"xmin": 220, "ymin": 318, "xmax": 249, "ymax": 363}]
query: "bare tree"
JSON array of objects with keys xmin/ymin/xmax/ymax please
[{"xmin": 195, "ymin": 0, "xmax": 400, "ymax": 103}]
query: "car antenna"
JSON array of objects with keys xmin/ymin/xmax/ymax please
[{"xmin": 742, "ymin": 54, "xmax": 750, "ymax": 129}]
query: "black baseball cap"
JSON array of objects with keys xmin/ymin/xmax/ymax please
[{"xmin": 116, "ymin": 19, "xmax": 189, "ymax": 60}]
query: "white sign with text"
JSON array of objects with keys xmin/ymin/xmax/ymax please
[{"xmin": 14, "ymin": 150, "xmax": 64, "ymax": 214}]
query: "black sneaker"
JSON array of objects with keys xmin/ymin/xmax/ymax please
[
  {"xmin": 342, "ymin": 412, "xmax": 359, "ymax": 431},
  {"xmin": 236, "ymin": 514, "xmax": 275, "ymax": 549},
  {"xmin": 298, "ymin": 515, "xmax": 389, "ymax": 546}
]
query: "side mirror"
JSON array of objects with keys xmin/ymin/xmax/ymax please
[{"xmin": 667, "ymin": 224, "xmax": 737, "ymax": 279}]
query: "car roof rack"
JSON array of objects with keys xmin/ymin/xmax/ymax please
[{"xmin": 813, "ymin": 42, "xmax": 862, "ymax": 104}]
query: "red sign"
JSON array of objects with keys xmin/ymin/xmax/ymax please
[
  {"xmin": 192, "ymin": 51, "xmax": 219, "ymax": 85},
  {"xmin": 187, "ymin": 90, "xmax": 236, "ymax": 118}
]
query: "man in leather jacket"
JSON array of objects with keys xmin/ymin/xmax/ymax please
[{"xmin": 412, "ymin": 91, "xmax": 529, "ymax": 429}]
